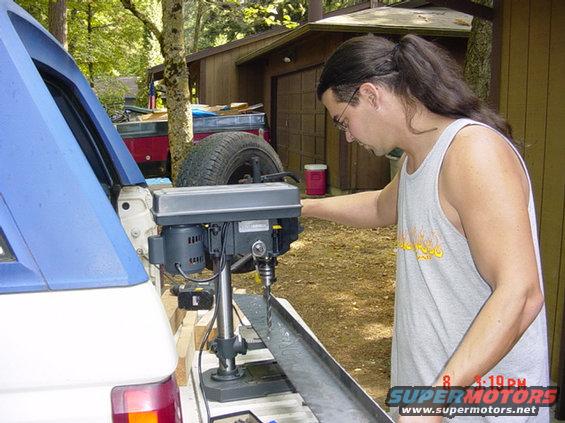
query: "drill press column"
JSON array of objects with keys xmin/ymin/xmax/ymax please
[{"xmin": 213, "ymin": 256, "xmax": 239, "ymax": 378}]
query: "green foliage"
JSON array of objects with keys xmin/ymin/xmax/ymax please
[
  {"xmin": 16, "ymin": 0, "xmax": 380, "ymax": 101},
  {"xmin": 17, "ymin": 0, "xmax": 370, "ymax": 78},
  {"xmin": 186, "ymin": 0, "xmax": 362, "ymax": 51},
  {"xmin": 67, "ymin": 1, "xmax": 146, "ymax": 78},
  {"xmin": 15, "ymin": 0, "xmax": 48, "ymax": 26},
  {"xmin": 93, "ymin": 76, "xmax": 129, "ymax": 115},
  {"xmin": 15, "ymin": 0, "xmax": 161, "ymax": 107}
]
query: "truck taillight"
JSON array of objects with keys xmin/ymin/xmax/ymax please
[{"xmin": 111, "ymin": 376, "xmax": 183, "ymax": 423}]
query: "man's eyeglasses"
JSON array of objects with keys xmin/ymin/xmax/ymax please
[{"xmin": 332, "ymin": 87, "xmax": 359, "ymax": 132}]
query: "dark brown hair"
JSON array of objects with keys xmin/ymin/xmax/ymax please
[{"xmin": 317, "ymin": 34, "xmax": 511, "ymax": 138}]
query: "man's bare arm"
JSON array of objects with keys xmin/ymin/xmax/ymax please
[
  {"xmin": 301, "ymin": 156, "xmax": 404, "ymax": 228},
  {"xmin": 433, "ymin": 127, "xmax": 544, "ymax": 387}
]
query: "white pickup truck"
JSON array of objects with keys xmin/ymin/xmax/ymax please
[
  {"xmin": 0, "ymin": 2, "xmax": 181, "ymax": 421},
  {"xmin": 0, "ymin": 3, "xmax": 393, "ymax": 423}
]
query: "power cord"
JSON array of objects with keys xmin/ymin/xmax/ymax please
[
  {"xmin": 196, "ymin": 222, "xmax": 229, "ymax": 423},
  {"xmin": 143, "ymin": 223, "xmax": 241, "ymax": 423},
  {"xmin": 198, "ymin": 275, "xmax": 221, "ymax": 423},
  {"xmin": 175, "ymin": 222, "xmax": 230, "ymax": 284},
  {"xmin": 175, "ymin": 262, "xmax": 222, "ymax": 284},
  {"xmin": 232, "ymin": 304, "xmax": 243, "ymax": 325}
]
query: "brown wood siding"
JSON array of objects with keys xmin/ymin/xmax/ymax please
[
  {"xmin": 275, "ymin": 66, "xmax": 326, "ymax": 176},
  {"xmin": 263, "ymin": 32, "xmax": 342, "ymax": 119},
  {"xmin": 544, "ymin": 0, "xmax": 565, "ymax": 381},
  {"xmin": 325, "ymin": 109, "xmax": 341, "ymax": 189},
  {"xmin": 351, "ymin": 144, "xmax": 390, "ymax": 191},
  {"xmin": 264, "ymin": 33, "xmax": 344, "ymax": 185},
  {"xmin": 499, "ymin": 0, "xmax": 565, "ymax": 380},
  {"xmin": 201, "ymin": 37, "xmax": 281, "ymax": 106}
]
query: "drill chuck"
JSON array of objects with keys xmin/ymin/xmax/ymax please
[{"xmin": 256, "ymin": 260, "xmax": 276, "ymax": 287}]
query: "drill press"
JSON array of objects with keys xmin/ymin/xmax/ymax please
[{"xmin": 148, "ymin": 182, "xmax": 301, "ymax": 402}]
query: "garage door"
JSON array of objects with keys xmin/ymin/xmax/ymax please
[{"xmin": 275, "ymin": 67, "xmax": 325, "ymax": 176}]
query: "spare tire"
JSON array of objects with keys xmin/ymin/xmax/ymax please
[
  {"xmin": 176, "ymin": 131, "xmax": 283, "ymax": 187},
  {"xmin": 176, "ymin": 131, "xmax": 285, "ymax": 273}
]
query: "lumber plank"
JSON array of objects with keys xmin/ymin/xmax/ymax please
[
  {"xmin": 194, "ymin": 308, "xmax": 217, "ymax": 350},
  {"xmin": 161, "ymin": 288, "xmax": 187, "ymax": 334},
  {"xmin": 175, "ymin": 311, "xmax": 198, "ymax": 386},
  {"xmin": 194, "ymin": 290, "xmax": 248, "ymax": 349},
  {"xmin": 545, "ymin": 0, "xmax": 565, "ymax": 379}
]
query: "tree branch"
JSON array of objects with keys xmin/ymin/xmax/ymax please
[{"xmin": 120, "ymin": 0, "xmax": 163, "ymax": 47}]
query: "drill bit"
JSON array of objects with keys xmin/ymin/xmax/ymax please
[
  {"xmin": 264, "ymin": 283, "xmax": 272, "ymax": 333},
  {"xmin": 251, "ymin": 240, "xmax": 276, "ymax": 333}
]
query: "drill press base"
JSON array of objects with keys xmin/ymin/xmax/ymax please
[{"xmin": 202, "ymin": 359, "xmax": 295, "ymax": 403}]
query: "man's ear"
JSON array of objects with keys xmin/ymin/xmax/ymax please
[{"xmin": 359, "ymin": 83, "xmax": 379, "ymax": 109}]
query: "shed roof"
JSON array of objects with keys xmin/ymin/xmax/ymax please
[
  {"xmin": 236, "ymin": 6, "xmax": 472, "ymax": 65},
  {"xmin": 148, "ymin": 26, "xmax": 290, "ymax": 79},
  {"xmin": 116, "ymin": 76, "xmax": 138, "ymax": 99}
]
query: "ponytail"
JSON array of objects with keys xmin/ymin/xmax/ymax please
[{"xmin": 317, "ymin": 34, "xmax": 512, "ymax": 138}]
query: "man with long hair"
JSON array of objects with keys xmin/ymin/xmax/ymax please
[{"xmin": 302, "ymin": 34, "xmax": 549, "ymax": 422}]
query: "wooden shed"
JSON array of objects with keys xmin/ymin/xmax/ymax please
[
  {"xmin": 148, "ymin": 26, "xmax": 290, "ymax": 106},
  {"xmin": 495, "ymin": 0, "xmax": 565, "ymax": 395},
  {"xmin": 235, "ymin": 6, "xmax": 472, "ymax": 192}
]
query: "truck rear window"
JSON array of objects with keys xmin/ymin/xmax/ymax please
[
  {"xmin": 42, "ymin": 76, "xmax": 117, "ymax": 190},
  {"xmin": 0, "ymin": 228, "xmax": 14, "ymax": 262},
  {"xmin": 36, "ymin": 69, "xmax": 121, "ymax": 203}
]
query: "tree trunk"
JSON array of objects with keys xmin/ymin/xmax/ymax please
[
  {"xmin": 161, "ymin": 0, "xmax": 193, "ymax": 183},
  {"xmin": 48, "ymin": 0, "xmax": 67, "ymax": 49},
  {"xmin": 191, "ymin": 0, "xmax": 203, "ymax": 53},
  {"xmin": 120, "ymin": 0, "xmax": 193, "ymax": 182},
  {"xmin": 464, "ymin": 0, "xmax": 493, "ymax": 102},
  {"xmin": 87, "ymin": 2, "xmax": 94, "ymax": 87},
  {"xmin": 67, "ymin": 8, "xmax": 78, "ymax": 55}
]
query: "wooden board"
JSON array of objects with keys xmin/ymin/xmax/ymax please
[
  {"xmin": 201, "ymin": 37, "xmax": 279, "ymax": 106},
  {"xmin": 497, "ymin": 0, "xmax": 511, "ymax": 119},
  {"xmin": 194, "ymin": 294, "xmax": 247, "ymax": 351},
  {"xmin": 181, "ymin": 349, "xmax": 318, "ymax": 423},
  {"xmin": 176, "ymin": 289, "xmax": 248, "ymax": 385},
  {"xmin": 175, "ymin": 311, "xmax": 198, "ymax": 386},
  {"xmin": 194, "ymin": 308, "xmax": 218, "ymax": 351},
  {"xmin": 505, "ymin": 0, "xmax": 530, "ymax": 152},
  {"xmin": 180, "ymin": 298, "xmax": 321, "ymax": 423},
  {"xmin": 524, "ymin": 0, "xmax": 551, "ymax": 222},
  {"xmin": 499, "ymin": 0, "xmax": 565, "ymax": 380},
  {"xmin": 543, "ymin": 0, "xmax": 565, "ymax": 379},
  {"xmin": 161, "ymin": 289, "xmax": 187, "ymax": 334}
]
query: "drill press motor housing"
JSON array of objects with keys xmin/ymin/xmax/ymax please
[{"xmin": 148, "ymin": 183, "xmax": 301, "ymax": 275}]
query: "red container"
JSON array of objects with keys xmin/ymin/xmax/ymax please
[{"xmin": 304, "ymin": 164, "xmax": 327, "ymax": 196}]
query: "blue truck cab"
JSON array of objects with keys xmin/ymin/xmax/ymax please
[{"xmin": 0, "ymin": 2, "xmax": 181, "ymax": 421}]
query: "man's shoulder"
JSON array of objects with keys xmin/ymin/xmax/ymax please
[
  {"xmin": 441, "ymin": 123, "xmax": 529, "ymax": 207},
  {"xmin": 448, "ymin": 124, "xmax": 514, "ymax": 160},
  {"xmin": 444, "ymin": 123, "xmax": 523, "ymax": 179}
]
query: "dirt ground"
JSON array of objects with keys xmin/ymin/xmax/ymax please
[{"xmin": 232, "ymin": 217, "xmax": 397, "ymax": 408}]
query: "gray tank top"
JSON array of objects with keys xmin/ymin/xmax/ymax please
[{"xmin": 391, "ymin": 118, "xmax": 550, "ymax": 422}]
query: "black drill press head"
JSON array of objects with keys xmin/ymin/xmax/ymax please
[{"xmin": 148, "ymin": 182, "xmax": 302, "ymax": 276}]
